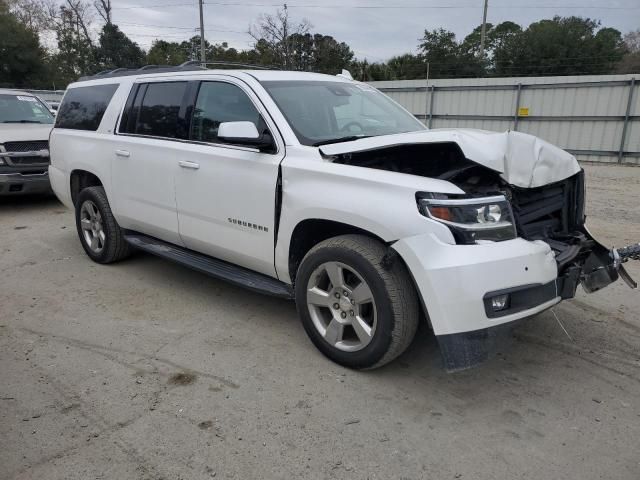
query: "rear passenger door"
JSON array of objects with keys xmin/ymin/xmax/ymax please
[
  {"xmin": 112, "ymin": 80, "xmax": 191, "ymax": 245},
  {"xmin": 174, "ymin": 78, "xmax": 284, "ymax": 277}
]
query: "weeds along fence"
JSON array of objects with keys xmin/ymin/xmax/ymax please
[{"xmin": 370, "ymin": 74, "xmax": 639, "ymax": 165}]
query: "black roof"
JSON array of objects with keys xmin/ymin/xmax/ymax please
[{"xmin": 78, "ymin": 61, "xmax": 278, "ymax": 81}]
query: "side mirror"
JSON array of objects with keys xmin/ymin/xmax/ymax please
[{"xmin": 217, "ymin": 121, "xmax": 274, "ymax": 151}]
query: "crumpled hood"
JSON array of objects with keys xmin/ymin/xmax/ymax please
[
  {"xmin": 0, "ymin": 124, "xmax": 53, "ymax": 145},
  {"xmin": 319, "ymin": 128, "xmax": 581, "ymax": 188}
]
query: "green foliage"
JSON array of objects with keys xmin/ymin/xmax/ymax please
[
  {"xmin": 418, "ymin": 28, "xmax": 484, "ymax": 78},
  {"xmin": 493, "ymin": 17, "xmax": 627, "ymax": 76},
  {"xmin": 0, "ymin": 2, "xmax": 48, "ymax": 88},
  {"xmin": 147, "ymin": 40, "xmax": 188, "ymax": 65},
  {"xmin": 97, "ymin": 23, "xmax": 144, "ymax": 70},
  {"xmin": 287, "ymin": 33, "xmax": 354, "ymax": 73}
]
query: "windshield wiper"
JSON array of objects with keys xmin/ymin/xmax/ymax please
[
  {"xmin": 312, "ymin": 135, "xmax": 372, "ymax": 147},
  {"xmin": 2, "ymin": 120, "xmax": 43, "ymax": 123}
]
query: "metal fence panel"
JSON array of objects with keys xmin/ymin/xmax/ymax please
[{"xmin": 371, "ymin": 74, "xmax": 638, "ymax": 165}]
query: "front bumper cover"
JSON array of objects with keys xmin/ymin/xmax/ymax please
[
  {"xmin": 392, "ymin": 230, "xmax": 637, "ymax": 371},
  {"xmin": 0, "ymin": 172, "xmax": 52, "ymax": 195}
]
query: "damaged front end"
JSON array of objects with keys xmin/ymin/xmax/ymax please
[
  {"xmin": 323, "ymin": 134, "xmax": 637, "ymax": 298},
  {"xmin": 506, "ymin": 170, "xmax": 637, "ymax": 298},
  {"xmin": 320, "ymin": 130, "xmax": 639, "ymax": 371}
]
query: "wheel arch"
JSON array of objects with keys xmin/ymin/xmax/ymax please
[
  {"xmin": 287, "ymin": 218, "xmax": 389, "ymax": 285},
  {"xmin": 70, "ymin": 169, "xmax": 103, "ymax": 206}
]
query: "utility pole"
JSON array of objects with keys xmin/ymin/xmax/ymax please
[
  {"xmin": 479, "ymin": 0, "xmax": 488, "ymax": 60},
  {"xmin": 199, "ymin": 0, "xmax": 206, "ymax": 66}
]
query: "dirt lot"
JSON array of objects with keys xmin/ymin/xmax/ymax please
[{"xmin": 1, "ymin": 164, "xmax": 639, "ymax": 480}]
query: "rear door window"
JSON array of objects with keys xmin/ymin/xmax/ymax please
[
  {"xmin": 55, "ymin": 84, "xmax": 119, "ymax": 131},
  {"xmin": 135, "ymin": 82, "xmax": 188, "ymax": 139}
]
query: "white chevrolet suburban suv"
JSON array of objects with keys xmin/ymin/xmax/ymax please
[{"xmin": 49, "ymin": 64, "xmax": 639, "ymax": 370}]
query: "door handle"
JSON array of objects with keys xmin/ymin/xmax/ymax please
[
  {"xmin": 115, "ymin": 149, "xmax": 130, "ymax": 158},
  {"xmin": 179, "ymin": 160, "xmax": 200, "ymax": 170}
]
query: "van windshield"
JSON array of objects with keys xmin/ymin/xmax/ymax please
[
  {"xmin": 261, "ymin": 81, "xmax": 425, "ymax": 146},
  {"xmin": 0, "ymin": 94, "xmax": 54, "ymax": 124}
]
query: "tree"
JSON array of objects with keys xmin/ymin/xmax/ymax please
[
  {"xmin": 49, "ymin": 2, "xmax": 96, "ymax": 86},
  {"xmin": 94, "ymin": 0, "xmax": 110, "ymax": 24},
  {"xmin": 278, "ymin": 32, "xmax": 354, "ymax": 73},
  {"xmin": 147, "ymin": 40, "xmax": 188, "ymax": 65},
  {"xmin": 97, "ymin": 22, "xmax": 144, "ymax": 70},
  {"xmin": 7, "ymin": 0, "xmax": 49, "ymax": 33},
  {"xmin": 419, "ymin": 28, "xmax": 483, "ymax": 78},
  {"xmin": 385, "ymin": 53, "xmax": 427, "ymax": 80},
  {"xmin": 460, "ymin": 21, "xmax": 521, "ymax": 74},
  {"xmin": 617, "ymin": 29, "xmax": 640, "ymax": 73},
  {"xmin": 493, "ymin": 16, "xmax": 627, "ymax": 76},
  {"xmin": 350, "ymin": 60, "xmax": 388, "ymax": 81},
  {"xmin": 0, "ymin": 1, "xmax": 48, "ymax": 87},
  {"xmin": 249, "ymin": 8, "xmax": 311, "ymax": 69},
  {"xmin": 309, "ymin": 34, "xmax": 354, "ymax": 74}
]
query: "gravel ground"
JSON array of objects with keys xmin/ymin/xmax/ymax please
[{"xmin": 1, "ymin": 164, "xmax": 639, "ymax": 480}]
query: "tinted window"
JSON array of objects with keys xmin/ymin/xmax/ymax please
[
  {"xmin": 191, "ymin": 82, "xmax": 260, "ymax": 143},
  {"xmin": 56, "ymin": 84, "xmax": 119, "ymax": 131},
  {"xmin": 0, "ymin": 94, "xmax": 54, "ymax": 124},
  {"xmin": 136, "ymin": 82, "xmax": 187, "ymax": 138}
]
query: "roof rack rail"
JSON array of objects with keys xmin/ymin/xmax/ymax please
[
  {"xmin": 77, "ymin": 60, "xmax": 281, "ymax": 81},
  {"xmin": 78, "ymin": 62, "xmax": 206, "ymax": 81},
  {"xmin": 201, "ymin": 61, "xmax": 280, "ymax": 70}
]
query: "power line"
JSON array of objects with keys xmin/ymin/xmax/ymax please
[
  {"xmin": 112, "ymin": 2, "xmax": 640, "ymax": 10},
  {"xmin": 117, "ymin": 21, "xmax": 247, "ymax": 33}
]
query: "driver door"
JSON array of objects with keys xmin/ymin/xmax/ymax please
[{"xmin": 174, "ymin": 79, "xmax": 284, "ymax": 277}]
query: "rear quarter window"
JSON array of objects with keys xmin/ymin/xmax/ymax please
[{"xmin": 55, "ymin": 84, "xmax": 119, "ymax": 131}]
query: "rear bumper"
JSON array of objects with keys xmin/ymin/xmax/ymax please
[
  {"xmin": 0, "ymin": 172, "xmax": 52, "ymax": 196},
  {"xmin": 48, "ymin": 165, "xmax": 73, "ymax": 208}
]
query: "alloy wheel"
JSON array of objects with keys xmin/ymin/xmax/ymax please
[
  {"xmin": 306, "ymin": 261, "xmax": 378, "ymax": 352},
  {"xmin": 79, "ymin": 200, "xmax": 106, "ymax": 253}
]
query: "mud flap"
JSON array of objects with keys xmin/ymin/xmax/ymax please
[{"xmin": 437, "ymin": 323, "xmax": 516, "ymax": 372}]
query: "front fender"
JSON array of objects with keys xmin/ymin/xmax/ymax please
[{"xmin": 274, "ymin": 154, "xmax": 461, "ymax": 283}]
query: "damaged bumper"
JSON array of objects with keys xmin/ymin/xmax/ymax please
[
  {"xmin": 392, "ymin": 230, "xmax": 637, "ymax": 371},
  {"xmin": 392, "ymin": 234, "xmax": 560, "ymax": 337}
]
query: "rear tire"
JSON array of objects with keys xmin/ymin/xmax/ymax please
[
  {"xmin": 295, "ymin": 234, "xmax": 419, "ymax": 369},
  {"xmin": 75, "ymin": 186, "xmax": 131, "ymax": 264}
]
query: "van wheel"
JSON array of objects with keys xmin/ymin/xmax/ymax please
[
  {"xmin": 295, "ymin": 235, "xmax": 419, "ymax": 369},
  {"xmin": 75, "ymin": 186, "xmax": 131, "ymax": 264}
]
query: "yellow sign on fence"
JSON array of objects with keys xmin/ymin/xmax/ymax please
[{"xmin": 518, "ymin": 107, "xmax": 530, "ymax": 117}]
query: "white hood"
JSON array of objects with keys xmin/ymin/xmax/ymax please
[
  {"xmin": 0, "ymin": 124, "xmax": 53, "ymax": 144},
  {"xmin": 319, "ymin": 129, "xmax": 581, "ymax": 188}
]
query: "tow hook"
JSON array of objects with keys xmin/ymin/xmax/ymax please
[{"xmin": 613, "ymin": 243, "xmax": 639, "ymax": 289}]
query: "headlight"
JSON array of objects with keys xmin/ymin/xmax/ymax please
[{"xmin": 418, "ymin": 194, "xmax": 517, "ymax": 244}]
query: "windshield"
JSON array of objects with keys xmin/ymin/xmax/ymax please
[
  {"xmin": 261, "ymin": 81, "xmax": 425, "ymax": 146},
  {"xmin": 0, "ymin": 94, "xmax": 55, "ymax": 124}
]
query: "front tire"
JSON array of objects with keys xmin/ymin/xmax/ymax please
[
  {"xmin": 75, "ymin": 186, "xmax": 131, "ymax": 264},
  {"xmin": 295, "ymin": 235, "xmax": 419, "ymax": 369}
]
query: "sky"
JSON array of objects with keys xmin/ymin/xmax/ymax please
[{"xmin": 103, "ymin": 0, "xmax": 640, "ymax": 62}]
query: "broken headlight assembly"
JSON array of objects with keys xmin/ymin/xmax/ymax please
[{"xmin": 417, "ymin": 194, "xmax": 517, "ymax": 244}]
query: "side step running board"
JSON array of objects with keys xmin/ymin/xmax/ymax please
[{"xmin": 124, "ymin": 233, "xmax": 294, "ymax": 299}]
